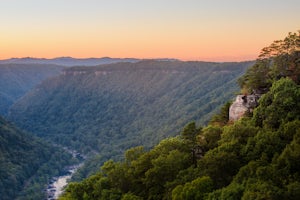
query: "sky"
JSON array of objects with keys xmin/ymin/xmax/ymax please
[{"xmin": 0, "ymin": 0, "xmax": 299, "ymax": 61}]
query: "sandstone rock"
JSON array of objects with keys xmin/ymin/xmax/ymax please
[
  {"xmin": 229, "ymin": 94, "xmax": 260, "ymax": 121},
  {"xmin": 229, "ymin": 95, "xmax": 248, "ymax": 121}
]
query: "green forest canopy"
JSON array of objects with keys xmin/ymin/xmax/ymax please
[
  {"xmin": 8, "ymin": 60, "xmax": 251, "ymax": 178},
  {"xmin": 0, "ymin": 116, "xmax": 77, "ymax": 200},
  {"xmin": 60, "ymin": 31, "xmax": 300, "ymax": 200}
]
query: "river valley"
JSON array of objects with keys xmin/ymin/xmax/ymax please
[{"xmin": 46, "ymin": 147, "xmax": 85, "ymax": 200}]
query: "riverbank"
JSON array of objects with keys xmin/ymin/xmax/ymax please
[
  {"xmin": 46, "ymin": 146, "xmax": 86, "ymax": 200},
  {"xmin": 46, "ymin": 164, "xmax": 83, "ymax": 200}
]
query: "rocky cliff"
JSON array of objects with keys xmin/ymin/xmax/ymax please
[{"xmin": 229, "ymin": 94, "xmax": 260, "ymax": 121}]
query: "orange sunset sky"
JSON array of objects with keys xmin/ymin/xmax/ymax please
[{"xmin": 1, "ymin": 0, "xmax": 300, "ymax": 62}]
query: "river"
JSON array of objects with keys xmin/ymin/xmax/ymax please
[
  {"xmin": 52, "ymin": 174, "xmax": 69, "ymax": 199},
  {"xmin": 46, "ymin": 147, "xmax": 85, "ymax": 200},
  {"xmin": 46, "ymin": 163, "xmax": 83, "ymax": 200}
]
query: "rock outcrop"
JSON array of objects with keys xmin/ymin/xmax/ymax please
[{"xmin": 229, "ymin": 94, "xmax": 260, "ymax": 121}]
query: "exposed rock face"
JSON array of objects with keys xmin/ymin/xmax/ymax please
[
  {"xmin": 229, "ymin": 95, "xmax": 260, "ymax": 121},
  {"xmin": 229, "ymin": 95, "xmax": 248, "ymax": 121}
]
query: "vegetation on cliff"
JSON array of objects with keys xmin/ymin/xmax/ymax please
[
  {"xmin": 238, "ymin": 31, "xmax": 300, "ymax": 94},
  {"xmin": 60, "ymin": 31, "xmax": 300, "ymax": 200}
]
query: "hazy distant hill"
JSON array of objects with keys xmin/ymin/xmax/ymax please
[
  {"xmin": 0, "ymin": 116, "xmax": 75, "ymax": 200},
  {"xmin": 9, "ymin": 60, "xmax": 252, "ymax": 173},
  {"xmin": 0, "ymin": 57, "xmax": 143, "ymax": 115},
  {"xmin": 0, "ymin": 56, "xmax": 140, "ymax": 66},
  {"xmin": 0, "ymin": 63, "xmax": 65, "ymax": 115}
]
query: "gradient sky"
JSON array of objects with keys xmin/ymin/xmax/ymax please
[{"xmin": 1, "ymin": 0, "xmax": 299, "ymax": 61}]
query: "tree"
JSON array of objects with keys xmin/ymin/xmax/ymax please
[
  {"xmin": 197, "ymin": 125, "xmax": 222, "ymax": 151},
  {"xmin": 125, "ymin": 146, "xmax": 145, "ymax": 164},
  {"xmin": 181, "ymin": 122, "xmax": 201, "ymax": 149},
  {"xmin": 171, "ymin": 176, "xmax": 213, "ymax": 200},
  {"xmin": 242, "ymin": 181, "xmax": 283, "ymax": 200},
  {"xmin": 181, "ymin": 122, "xmax": 198, "ymax": 141},
  {"xmin": 253, "ymin": 78, "xmax": 300, "ymax": 129},
  {"xmin": 238, "ymin": 31, "xmax": 300, "ymax": 93},
  {"xmin": 209, "ymin": 101, "xmax": 231, "ymax": 126},
  {"xmin": 121, "ymin": 193, "xmax": 143, "ymax": 200},
  {"xmin": 144, "ymin": 150, "xmax": 190, "ymax": 199},
  {"xmin": 238, "ymin": 61, "xmax": 271, "ymax": 94}
]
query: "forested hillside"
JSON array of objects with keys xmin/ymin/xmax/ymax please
[
  {"xmin": 0, "ymin": 116, "xmax": 77, "ymax": 200},
  {"xmin": 59, "ymin": 32, "xmax": 300, "ymax": 200},
  {"xmin": 0, "ymin": 63, "xmax": 64, "ymax": 115},
  {"xmin": 0, "ymin": 58, "xmax": 139, "ymax": 116},
  {"xmin": 8, "ymin": 60, "xmax": 252, "ymax": 177}
]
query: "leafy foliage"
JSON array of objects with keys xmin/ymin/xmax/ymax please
[
  {"xmin": 253, "ymin": 78, "xmax": 300, "ymax": 129},
  {"xmin": 60, "ymin": 32, "xmax": 300, "ymax": 200},
  {"xmin": 60, "ymin": 77, "xmax": 300, "ymax": 200},
  {"xmin": 238, "ymin": 31, "xmax": 300, "ymax": 94}
]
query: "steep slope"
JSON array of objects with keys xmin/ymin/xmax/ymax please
[
  {"xmin": 59, "ymin": 31, "xmax": 300, "ymax": 200},
  {"xmin": 0, "ymin": 57, "xmax": 140, "ymax": 115},
  {"xmin": 0, "ymin": 116, "xmax": 76, "ymax": 200},
  {"xmin": 0, "ymin": 63, "xmax": 64, "ymax": 115},
  {"xmin": 8, "ymin": 60, "xmax": 252, "ymax": 171},
  {"xmin": 60, "ymin": 78, "xmax": 300, "ymax": 200}
]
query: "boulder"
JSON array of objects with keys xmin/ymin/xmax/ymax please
[{"xmin": 229, "ymin": 94, "xmax": 260, "ymax": 121}]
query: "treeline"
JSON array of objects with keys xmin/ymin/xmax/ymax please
[
  {"xmin": 60, "ymin": 31, "xmax": 300, "ymax": 199},
  {"xmin": 0, "ymin": 116, "xmax": 77, "ymax": 200}
]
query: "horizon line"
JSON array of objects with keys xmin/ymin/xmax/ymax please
[{"xmin": 0, "ymin": 55, "xmax": 257, "ymax": 63}]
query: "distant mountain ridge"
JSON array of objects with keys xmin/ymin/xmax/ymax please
[
  {"xmin": 0, "ymin": 57, "xmax": 153, "ymax": 115},
  {"xmin": 0, "ymin": 57, "xmax": 141, "ymax": 66}
]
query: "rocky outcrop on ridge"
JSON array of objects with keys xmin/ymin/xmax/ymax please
[{"xmin": 229, "ymin": 94, "xmax": 260, "ymax": 121}]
